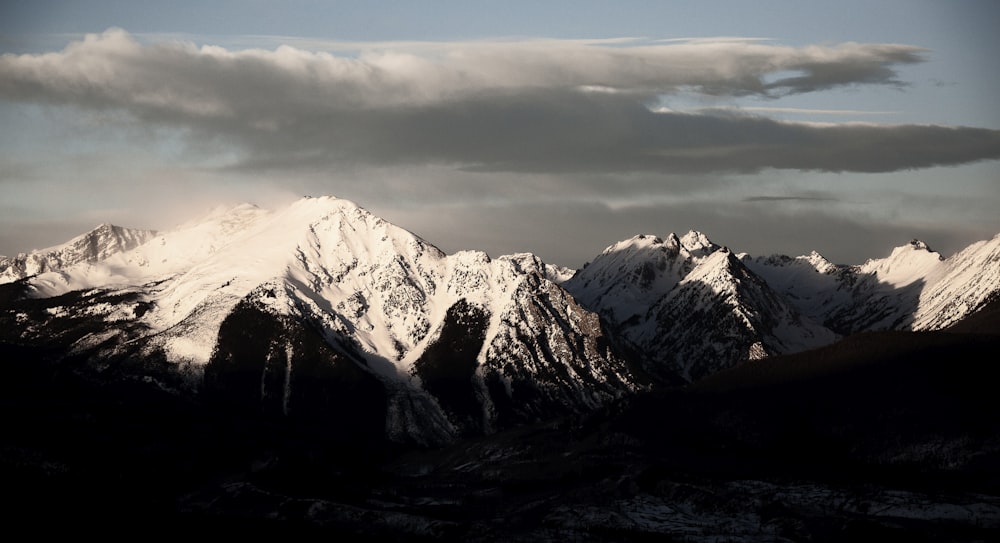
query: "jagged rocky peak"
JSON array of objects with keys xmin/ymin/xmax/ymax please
[
  {"xmin": 79, "ymin": 223, "xmax": 157, "ymax": 258},
  {"xmin": 564, "ymin": 230, "xmax": 731, "ymax": 329},
  {"xmin": 679, "ymin": 230, "xmax": 718, "ymax": 256},
  {"xmin": 599, "ymin": 230, "xmax": 719, "ymax": 259},
  {"xmin": 589, "ymin": 230, "xmax": 720, "ymax": 267},
  {"xmin": 803, "ymin": 250, "xmax": 838, "ymax": 273},
  {"xmin": 571, "ymin": 230, "xmax": 723, "ymax": 286},
  {"xmin": 499, "ymin": 253, "xmax": 574, "ymax": 284}
]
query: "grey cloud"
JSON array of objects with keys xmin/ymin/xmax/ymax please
[
  {"xmin": 763, "ymin": 43, "xmax": 925, "ymax": 95},
  {"xmin": 1, "ymin": 29, "xmax": 996, "ymax": 177},
  {"xmin": 221, "ymin": 94, "xmax": 1000, "ymax": 174},
  {"xmin": 742, "ymin": 195, "xmax": 838, "ymax": 203},
  {"xmin": 0, "ymin": 157, "xmax": 41, "ymax": 183}
]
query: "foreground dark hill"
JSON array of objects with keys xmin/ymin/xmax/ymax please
[
  {"xmin": 638, "ymin": 324, "xmax": 1000, "ymax": 484},
  {"xmin": 365, "ymin": 312, "xmax": 1000, "ymax": 541},
  {"xmin": 3, "ymin": 301, "xmax": 998, "ymax": 540}
]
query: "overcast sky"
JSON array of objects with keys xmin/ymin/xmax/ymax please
[{"xmin": 1, "ymin": 0, "xmax": 998, "ymax": 267}]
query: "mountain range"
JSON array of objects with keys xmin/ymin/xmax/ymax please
[
  {"xmin": 4, "ymin": 195, "xmax": 1000, "ymax": 539},
  {"xmin": 2, "ymin": 195, "xmax": 999, "ymax": 444}
]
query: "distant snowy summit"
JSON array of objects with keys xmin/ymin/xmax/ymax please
[
  {"xmin": 0, "ymin": 223, "xmax": 156, "ymax": 284},
  {"xmin": 745, "ymin": 234, "xmax": 1000, "ymax": 333},
  {"xmin": 564, "ymin": 233, "xmax": 836, "ymax": 382},
  {"xmin": 2, "ymin": 195, "xmax": 998, "ymax": 443},
  {"xmin": 564, "ymin": 229, "xmax": 999, "ymax": 381}
]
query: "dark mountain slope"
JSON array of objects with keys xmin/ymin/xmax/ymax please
[
  {"xmin": 626, "ymin": 330, "xmax": 1000, "ymax": 484},
  {"xmin": 3, "ymin": 315, "xmax": 999, "ymax": 540}
]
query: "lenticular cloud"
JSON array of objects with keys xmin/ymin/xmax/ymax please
[
  {"xmin": 0, "ymin": 29, "xmax": 927, "ymax": 111},
  {"xmin": 1, "ymin": 28, "xmax": 998, "ymax": 174}
]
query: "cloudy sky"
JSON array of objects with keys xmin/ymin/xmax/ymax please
[{"xmin": 1, "ymin": 1, "xmax": 998, "ymax": 267}]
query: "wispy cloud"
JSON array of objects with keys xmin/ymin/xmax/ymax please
[{"xmin": 739, "ymin": 106, "xmax": 899, "ymax": 116}]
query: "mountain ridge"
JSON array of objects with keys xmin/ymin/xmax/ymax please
[{"xmin": 3, "ymin": 195, "xmax": 999, "ymax": 441}]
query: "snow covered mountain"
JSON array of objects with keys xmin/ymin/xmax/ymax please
[
  {"xmin": 0, "ymin": 223, "xmax": 156, "ymax": 284},
  {"xmin": 909, "ymin": 234, "xmax": 1000, "ymax": 330},
  {"xmin": 563, "ymin": 229, "xmax": 999, "ymax": 383},
  {"xmin": 745, "ymin": 234, "xmax": 1000, "ymax": 334},
  {"xmin": 2, "ymin": 196, "xmax": 998, "ymax": 438},
  {"xmin": 563, "ymin": 232, "xmax": 836, "ymax": 382},
  {"xmin": 2, "ymin": 196, "xmax": 637, "ymax": 444}
]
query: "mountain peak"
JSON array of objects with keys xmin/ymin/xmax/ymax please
[
  {"xmin": 803, "ymin": 251, "xmax": 837, "ymax": 274},
  {"xmin": 283, "ymin": 194, "xmax": 356, "ymax": 216},
  {"xmin": 50, "ymin": 223, "xmax": 128, "ymax": 251},
  {"xmin": 293, "ymin": 193, "xmax": 346, "ymax": 206},
  {"xmin": 905, "ymin": 238, "xmax": 933, "ymax": 252},
  {"xmin": 500, "ymin": 252, "xmax": 574, "ymax": 283},
  {"xmin": 879, "ymin": 239, "xmax": 944, "ymax": 266},
  {"xmin": 679, "ymin": 230, "xmax": 717, "ymax": 256},
  {"xmin": 841, "ymin": 238, "xmax": 946, "ymax": 299},
  {"xmin": 602, "ymin": 234, "xmax": 669, "ymax": 255}
]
